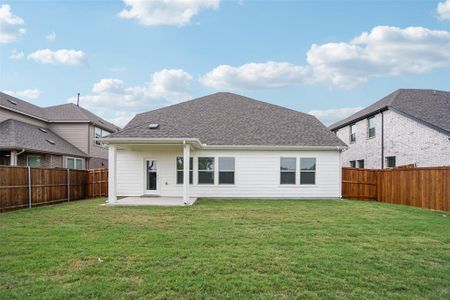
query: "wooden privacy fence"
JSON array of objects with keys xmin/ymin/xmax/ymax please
[
  {"xmin": 0, "ymin": 166, "xmax": 108, "ymax": 212},
  {"xmin": 342, "ymin": 167, "xmax": 450, "ymax": 212}
]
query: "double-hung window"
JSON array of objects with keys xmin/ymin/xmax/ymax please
[
  {"xmin": 367, "ymin": 117, "xmax": 375, "ymax": 138},
  {"xmin": 95, "ymin": 127, "xmax": 112, "ymax": 146},
  {"xmin": 219, "ymin": 157, "xmax": 235, "ymax": 184},
  {"xmin": 357, "ymin": 159, "xmax": 365, "ymax": 169},
  {"xmin": 350, "ymin": 124, "xmax": 356, "ymax": 143},
  {"xmin": 198, "ymin": 157, "xmax": 214, "ymax": 184},
  {"xmin": 67, "ymin": 157, "xmax": 83, "ymax": 169},
  {"xmin": 386, "ymin": 156, "xmax": 396, "ymax": 168},
  {"xmin": 300, "ymin": 158, "xmax": 316, "ymax": 185},
  {"xmin": 350, "ymin": 161, "xmax": 356, "ymax": 168},
  {"xmin": 27, "ymin": 155, "xmax": 41, "ymax": 167},
  {"xmin": 176, "ymin": 157, "xmax": 193, "ymax": 184},
  {"xmin": 280, "ymin": 158, "xmax": 296, "ymax": 184}
]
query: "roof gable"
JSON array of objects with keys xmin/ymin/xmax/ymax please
[
  {"xmin": 110, "ymin": 92, "xmax": 346, "ymax": 147},
  {"xmin": 329, "ymin": 89, "xmax": 450, "ymax": 134}
]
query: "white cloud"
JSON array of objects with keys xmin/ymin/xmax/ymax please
[
  {"xmin": 46, "ymin": 31, "xmax": 56, "ymax": 41},
  {"xmin": 201, "ymin": 26, "xmax": 450, "ymax": 90},
  {"xmin": 200, "ymin": 61, "xmax": 310, "ymax": 90},
  {"xmin": 308, "ymin": 26, "xmax": 450, "ymax": 88},
  {"xmin": 2, "ymin": 89, "xmax": 42, "ymax": 100},
  {"xmin": 437, "ymin": 0, "xmax": 450, "ymax": 20},
  {"xmin": 67, "ymin": 69, "xmax": 193, "ymax": 127},
  {"xmin": 118, "ymin": 0, "xmax": 219, "ymax": 26},
  {"xmin": 0, "ymin": 4, "xmax": 25, "ymax": 44},
  {"xmin": 28, "ymin": 49, "xmax": 85, "ymax": 65},
  {"xmin": 9, "ymin": 49, "xmax": 24, "ymax": 60},
  {"xmin": 308, "ymin": 107, "xmax": 363, "ymax": 126}
]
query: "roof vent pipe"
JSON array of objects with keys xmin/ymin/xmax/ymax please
[{"xmin": 77, "ymin": 93, "xmax": 80, "ymax": 106}]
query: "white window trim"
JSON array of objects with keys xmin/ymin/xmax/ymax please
[
  {"xmin": 66, "ymin": 156, "xmax": 84, "ymax": 169},
  {"xmin": 198, "ymin": 156, "xmax": 215, "ymax": 185},
  {"xmin": 300, "ymin": 157, "xmax": 317, "ymax": 186},
  {"xmin": 280, "ymin": 157, "xmax": 297, "ymax": 185},
  {"xmin": 176, "ymin": 156, "xmax": 193, "ymax": 185},
  {"xmin": 367, "ymin": 117, "xmax": 376, "ymax": 139},
  {"xmin": 218, "ymin": 157, "xmax": 236, "ymax": 185}
]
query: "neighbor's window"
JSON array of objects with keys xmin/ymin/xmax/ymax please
[
  {"xmin": 368, "ymin": 117, "xmax": 376, "ymax": 138},
  {"xmin": 66, "ymin": 157, "xmax": 83, "ymax": 169},
  {"xmin": 350, "ymin": 124, "xmax": 356, "ymax": 143},
  {"xmin": 280, "ymin": 157, "xmax": 296, "ymax": 184},
  {"xmin": 219, "ymin": 157, "xmax": 235, "ymax": 184},
  {"xmin": 27, "ymin": 155, "xmax": 41, "ymax": 167},
  {"xmin": 176, "ymin": 157, "xmax": 193, "ymax": 184},
  {"xmin": 300, "ymin": 158, "xmax": 316, "ymax": 185},
  {"xmin": 357, "ymin": 159, "xmax": 365, "ymax": 169},
  {"xmin": 350, "ymin": 160, "xmax": 356, "ymax": 168},
  {"xmin": 198, "ymin": 157, "xmax": 214, "ymax": 184},
  {"xmin": 95, "ymin": 127, "xmax": 112, "ymax": 146},
  {"xmin": 386, "ymin": 156, "xmax": 396, "ymax": 168}
]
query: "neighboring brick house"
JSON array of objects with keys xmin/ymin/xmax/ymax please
[
  {"xmin": 329, "ymin": 89, "xmax": 450, "ymax": 169},
  {"xmin": 0, "ymin": 92, "xmax": 119, "ymax": 169}
]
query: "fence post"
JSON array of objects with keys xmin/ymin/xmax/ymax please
[
  {"xmin": 92, "ymin": 170, "xmax": 95, "ymax": 198},
  {"xmin": 67, "ymin": 168, "xmax": 70, "ymax": 202},
  {"xmin": 28, "ymin": 166, "xmax": 32, "ymax": 208}
]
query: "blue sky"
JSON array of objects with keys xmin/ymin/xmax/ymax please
[{"xmin": 1, "ymin": 0, "xmax": 450, "ymax": 126}]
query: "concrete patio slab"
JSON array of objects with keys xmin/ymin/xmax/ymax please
[{"xmin": 105, "ymin": 196, "xmax": 197, "ymax": 207}]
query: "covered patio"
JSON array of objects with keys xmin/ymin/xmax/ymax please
[{"xmin": 105, "ymin": 196, "xmax": 198, "ymax": 206}]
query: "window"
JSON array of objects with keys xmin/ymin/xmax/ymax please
[
  {"xmin": 27, "ymin": 155, "xmax": 41, "ymax": 167},
  {"xmin": 280, "ymin": 158, "xmax": 296, "ymax": 184},
  {"xmin": 219, "ymin": 157, "xmax": 235, "ymax": 184},
  {"xmin": 386, "ymin": 156, "xmax": 396, "ymax": 168},
  {"xmin": 357, "ymin": 160, "xmax": 365, "ymax": 168},
  {"xmin": 95, "ymin": 127, "xmax": 112, "ymax": 146},
  {"xmin": 350, "ymin": 124, "xmax": 356, "ymax": 143},
  {"xmin": 300, "ymin": 158, "xmax": 316, "ymax": 185},
  {"xmin": 350, "ymin": 161, "xmax": 356, "ymax": 168},
  {"xmin": 66, "ymin": 157, "xmax": 83, "ymax": 169},
  {"xmin": 176, "ymin": 157, "xmax": 193, "ymax": 184},
  {"xmin": 198, "ymin": 157, "xmax": 214, "ymax": 184},
  {"xmin": 367, "ymin": 117, "xmax": 376, "ymax": 138}
]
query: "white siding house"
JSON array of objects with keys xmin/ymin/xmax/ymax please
[
  {"xmin": 102, "ymin": 93, "xmax": 346, "ymax": 203},
  {"xmin": 330, "ymin": 89, "xmax": 450, "ymax": 169}
]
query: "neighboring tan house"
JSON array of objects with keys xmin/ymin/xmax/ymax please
[
  {"xmin": 100, "ymin": 92, "xmax": 347, "ymax": 204},
  {"xmin": 0, "ymin": 92, "xmax": 119, "ymax": 169},
  {"xmin": 329, "ymin": 89, "xmax": 450, "ymax": 169}
]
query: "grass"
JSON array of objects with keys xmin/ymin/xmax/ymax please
[{"xmin": 0, "ymin": 199, "xmax": 449, "ymax": 299}]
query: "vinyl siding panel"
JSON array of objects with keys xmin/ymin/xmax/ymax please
[
  {"xmin": 48, "ymin": 123, "xmax": 89, "ymax": 153},
  {"xmin": 116, "ymin": 148, "xmax": 341, "ymax": 198},
  {"xmin": 0, "ymin": 107, "xmax": 47, "ymax": 127}
]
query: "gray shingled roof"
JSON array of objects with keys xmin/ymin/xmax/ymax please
[
  {"xmin": 0, "ymin": 92, "xmax": 48, "ymax": 120},
  {"xmin": 109, "ymin": 92, "xmax": 346, "ymax": 147},
  {"xmin": 45, "ymin": 103, "xmax": 119, "ymax": 132},
  {"xmin": 0, "ymin": 92, "xmax": 118, "ymax": 132},
  {"xmin": 0, "ymin": 119, "xmax": 88, "ymax": 157},
  {"xmin": 329, "ymin": 89, "xmax": 450, "ymax": 134}
]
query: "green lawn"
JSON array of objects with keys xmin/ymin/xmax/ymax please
[{"xmin": 0, "ymin": 199, "xmax": 449, "ymax": 299}]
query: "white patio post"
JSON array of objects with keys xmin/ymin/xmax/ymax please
[
  {"xmin": 10, "ymin": 150, "xmax": 17, "ymax": 166},
  {"xmin": 108, "ymin": 144, "xmax": 117, "ymax": 203},
  {"xmin": 183, "ymin": 142, "xmax": 190, "ymax": 204}
]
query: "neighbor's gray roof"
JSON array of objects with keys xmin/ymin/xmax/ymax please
[
  {"xmin": 109, "ymin": 92, "xmax": 346, "ymax": 147},
  {"xmin": 45, "ymin": 103, "xmax": 119, "ymax": 132},
  {"xmin": 0, "ymin": 92, "xmax": 48, "ymax": 120},
  {"xmin": 0, "ymin": 119, "xmax": 88, "ymax": 157},
  {"xmin": 329, "ymin": 89, "xmax": 450, "ymax": 134},
  {"xmin": 0, "ymin": 92, "xmax": 118, "ymax": 132}
]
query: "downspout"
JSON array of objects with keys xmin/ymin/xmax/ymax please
[
  {"xmin": 381, "ymin": 111, "xmax": 384, "ymax": 169},
  {"xmin": 17, "ymin": 149, "xmax": 25, "ymax": 156}
]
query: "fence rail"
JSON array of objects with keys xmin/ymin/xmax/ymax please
[
  {"xmin": 0, "ymin": 166, "xmax": 108, "ymax": 213},
  {"xmin": 342, "ymin": 167, "xmax": 450, "ymax": 212}
]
